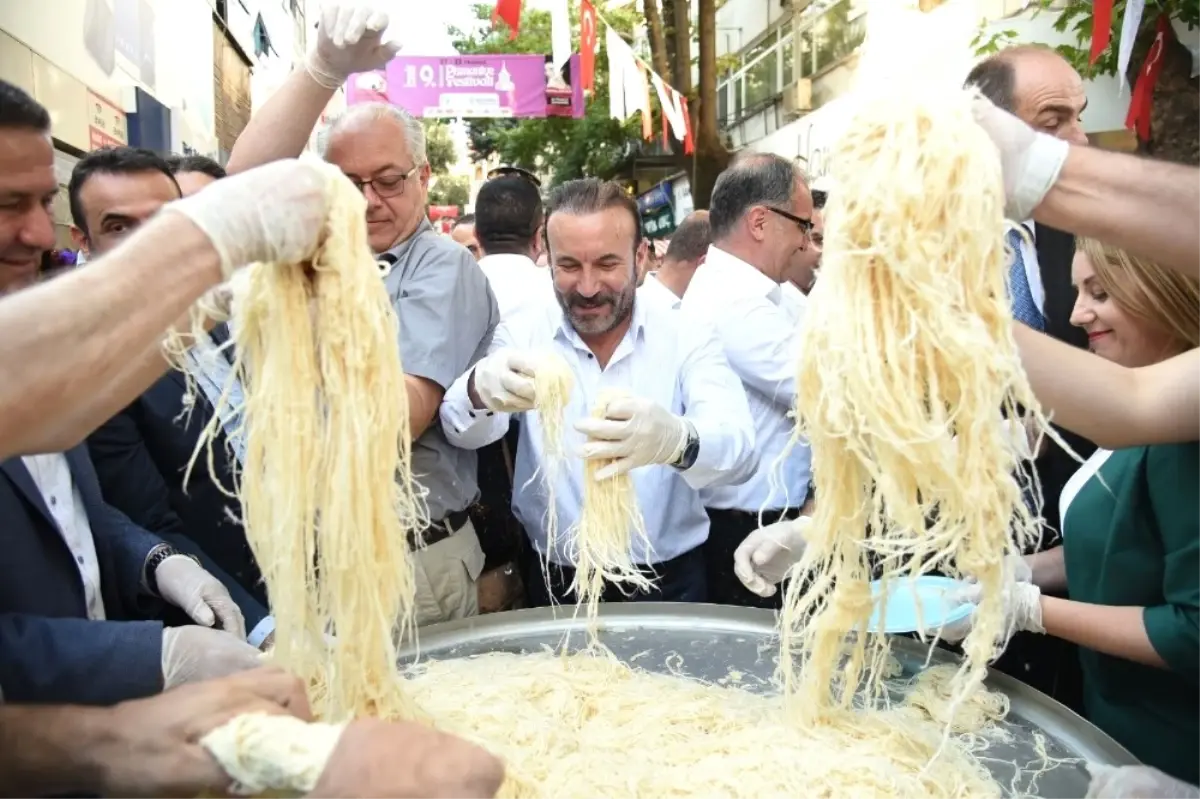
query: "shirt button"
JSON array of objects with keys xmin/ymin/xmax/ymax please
[
  {"xmin": 587, "ymin": 353, "xmax": 594, "ymax": 359},
  {"xmin": 49, "ymin": 496, "xmax": 57, "ymax": 506},
  {"xmin": 76, "ymin": 555, "xmax": 84, "ymax": 564}
]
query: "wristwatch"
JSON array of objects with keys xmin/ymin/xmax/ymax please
[
  {"xmin": 670, "ymin": 422, "xmax": 700, "ymax": 471},
  {"xmin": 142, "ymin": 544, "xmax": 200, "ymax": 597}
]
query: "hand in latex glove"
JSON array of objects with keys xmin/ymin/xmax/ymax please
[
  {"xmin": 574, "ymin": 397, "xmax": 690, "ymax": 481},
  {"xmin": 161, "ymin": 626, "xmax": 264, "ymax": 689},
  {"xmin": 971, "ymin": 96, "xmax": 1069, "ymax": 221},
  {"xmin": 1085, "ymin": 764, "xmax": 1200, "ymax": 799},
  {"xmin": 167, "ymin": 160, "xmax": 331, "ymax": 279},
  {"xmin": 310, "ymin": 718, "xmax": 505, "ymax": 798},
  {"xmin": 154, "ymin": 555, "xmax": 247, "ymax": 638},
  {"xmin": 733, "ymin": 517, "xmax": 812, "ymax": 598},
  {"xmin": 470, "ymin": 349, "xmax": 538, "ymax": 412},
  {"xmin": 939, "ymin": 580, "xmax": 1044, "ymax": 644},
  {"xmin": 306, "ymin": 2, "xmax": 400, "ymax": 89}
]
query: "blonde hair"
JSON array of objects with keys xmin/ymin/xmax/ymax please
[{"xmin": 1077, "ymin": 237, "xmax": 1200, "ymax": 352}]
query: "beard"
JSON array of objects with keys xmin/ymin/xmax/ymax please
[{"xmin": 556, "ymin": 282, "xmax": 636, "ymax": 336}]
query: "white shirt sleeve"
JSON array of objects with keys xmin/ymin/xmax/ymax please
[
  {"xmin": 709, "ymin": 294, "xmax": 799, "ymax": 409},
  {"xmin": 677, "ymin": 323, "xmax": 758, "ymax": 490},
  {"xmin": 438, "ymin": 321, "xmax": 513, "ymax": 450}
]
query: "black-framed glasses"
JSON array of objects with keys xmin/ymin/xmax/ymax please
[
  {"xmin": 349, "ymin": 165, "xmax": 418, "ymax": 198},
  {"xmin": 765, "ymin": 206, "xmax": 813, "ymax": 235}
]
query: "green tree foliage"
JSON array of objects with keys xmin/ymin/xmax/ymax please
[
  {"xmin": 451, "ymin": 3, "xmax": 644, "ymax": 185},
  {"xmin": 428, "ymin": 174, "xmax": 471, "ymax": 208},
  {"xmin": 423, "ymin": 119, "xmax": 458, "ymax": 175},
  {"xmin": 1032, "ymin": 0, "xmax": 1198, "ymax": 78}
]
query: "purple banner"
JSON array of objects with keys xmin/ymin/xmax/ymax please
[{"xmin": 347, "ymin": 54, "xmax": 584, "ymax": 119}]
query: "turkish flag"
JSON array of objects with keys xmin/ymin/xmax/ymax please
[
  {"xmin": 493, "ymin": 0, "xmax": 522, "ymax": 39},
  {"xmin": 580, "ymin": 0, "xmax": 597, "ymax": 92},
  {"xmin": 1089, "ymin": 0, "xmax": 1114, "ymax": 64},
  {"xmin": 680, "ymin": 95, "xmax": 695, "ymax": 155},
  {"xmin": 1125, "ymin": 15, "xmax": 1171, "ymax": 141}
]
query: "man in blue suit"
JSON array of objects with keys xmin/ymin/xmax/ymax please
[{"xmin": 67, "ymin": 147, "xmax": 272, "ymax": 644}]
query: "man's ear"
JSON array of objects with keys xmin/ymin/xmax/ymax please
[{"xmin": 70, "ymin": 226, "xmax": 89, "ymax": 254}]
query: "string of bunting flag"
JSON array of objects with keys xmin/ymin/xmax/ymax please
[{"xmin": 492, "ymin": 0, "xmax": 695, "ymax": 154}]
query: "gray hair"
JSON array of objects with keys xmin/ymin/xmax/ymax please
[
  {"xmin": 708, "ymin": 152, "xmax": 801, "ymax": 240},
  {"xmin": 318, "ymin": 102, "xmax": 427, "ymax": 167}
]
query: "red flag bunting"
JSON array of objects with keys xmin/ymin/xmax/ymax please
[
  {"xmin": 1089, "ymin": 0, "xmax": 1114, "ymax": 64},
  {"xmin": 579, "ymin": 0, "xmax": 597, "ymax": 93},
  {"xmin": 492, "ymin": 0, "xmax": 522, "ymax": 40},
  {"xmin": 1125, "ymin": 15, "xmax": 1171, "ymax": 142},
  {"xmin": 641, "ymin": 65, "xmax": 654, "ymax": 140},
  {"xmin": 680, "ymin": 95, "xmax": 695, "ymax": 155}
]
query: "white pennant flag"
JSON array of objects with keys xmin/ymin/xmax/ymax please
[
  {"xmin": 549, "ymin": 0, "xmax": 571, "ymax": 73},
  {"xmin": 1117, "ymin": 0, "xmax": 1146, "ymax": 92},
  {"xmin": 650, "ymin": 72, "xmax": 687, "ymax": 140},
  {"xmin": 606, "ymin": 26, "xmax": 628, "ymax": 120}
]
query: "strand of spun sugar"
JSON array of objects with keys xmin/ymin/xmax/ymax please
[
  {"xmin": 532, "ymin": 351, "xmax": 575, "ymax": 556},
  {"xmin": 779, "ymin": 53, "xmax": 1048, "ymax": 726},
  {"xmin": 174, "ymin": 163, "xmax": 428, "ymax": 723},
  {"xmin": 572, "ymin": 389, "xmax": 653, "ymax": 619}
]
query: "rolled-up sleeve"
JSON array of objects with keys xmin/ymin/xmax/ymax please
[
  {"xmin": 396, "ymin": 247, "xmax": 498, "ymax": 390},
  {"xmin": 439, "ymin": 322, "xmax": 513, "ymax": 450},
  {"xmin": 677, "ymin": 322, "xmax": 757, "ymax": 490},
  {"xmin": 1142, "ymin": 443, "xmax": 1199, "ymax": 675}
]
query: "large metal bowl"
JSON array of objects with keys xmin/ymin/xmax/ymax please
[{"xmin": 398, "ymin": 603, "xmax": 1138, "ymax": 798}]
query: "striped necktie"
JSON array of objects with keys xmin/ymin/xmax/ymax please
[{"xmin": 1007, "ymin": 228, "xmax": 1045, "ymax": 331}]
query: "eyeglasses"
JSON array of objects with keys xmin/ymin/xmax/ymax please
[
  {"xmin": 349, "ymin": 165, "xmax": 418, "ymax": 198},
  {"xmin": 765, "ymin": 206, "xmax": 813, "ymax": 235}
]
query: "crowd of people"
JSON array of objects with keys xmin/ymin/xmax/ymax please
[{"xmin": 0, "ymin": 1, "xmax": 1196, "ymax": 796}]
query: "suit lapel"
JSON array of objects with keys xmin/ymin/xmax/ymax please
[{"xmin": 1, "ymin": 457, "xmax": 57, "ymax": 529}]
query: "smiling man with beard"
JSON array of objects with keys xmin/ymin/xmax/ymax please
[{"xmin": 438, "ymin": 178, "xmax": 756, "ymax": 606}]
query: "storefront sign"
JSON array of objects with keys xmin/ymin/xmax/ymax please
[{"xmin": 87, "ymin": 90, "xmax": 127, "ymax": 150}]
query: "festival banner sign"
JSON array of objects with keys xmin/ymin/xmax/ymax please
[{"xmin": 348, "ymin": 55, "xmax": 584, "ymax": 119}]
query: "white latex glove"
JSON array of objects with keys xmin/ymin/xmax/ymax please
[
  {"xmin": 154, "ymin": 555, "xmax": 247, "ymax": 639},
  {"xmin": 1009, "ymin": 553, "xmax": 1033, "ymax": 584},
  {"xmin": 160, "ymin": 626, "xmax": 264, "ymax": 690},
  {"xmin": 971, "ymin": 96, "xmax": 1070, "ymax": 221},
  {"xmin": 1086, "ymin": 765, "xmax": 1200, "ymax": 799},
  {"xmin": 940, "ymin": 580, "xmax": 1044, "ymax": 644},
  {"xmin": 166, "ymin": 160, "xmax": 332, "ymax": 280},
  {"xmin": 574, "ymin": 397, "xmax": 690, "ymax": 481},
  {"xmin": 306, "ymin": 1, "xmax": 400, "ymax": 90},
  {"xmin": 733, "ymin": 517, "xmax": 812, "ymax": 598},
  {"xmin": 471, "ymin": 349, "xmax": 538, "ymax": 413}
]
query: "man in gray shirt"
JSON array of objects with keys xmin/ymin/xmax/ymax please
[{"xmin": 224, "ymin": 6, "xmax": 499, "ymax": 625}]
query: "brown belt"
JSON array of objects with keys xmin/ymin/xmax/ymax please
[{"xmin": 407, "ymin": 508, "xmax": 470, "ymax": 550}]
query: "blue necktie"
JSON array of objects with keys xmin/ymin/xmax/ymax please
[{"xmin": 1008, "ymin": 229, "xmax": 1045, "ymax": 331}]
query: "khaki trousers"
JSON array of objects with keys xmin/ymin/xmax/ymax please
[{"xmin": 412, "ymin": 518, "xmax": 486, "ymax": 627}]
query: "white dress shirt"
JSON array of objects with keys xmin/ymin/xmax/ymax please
[
  {"xmin": 680, "ymin": 246, "xmax": 812, "ymax": 512},
  {"xmin": 478, "ymin": 252, "xmax": 555, "ymax": 326},
  {"xmin": 22, "ymin": 453, "xmax": 106, "ymax": 620},
  {"xmin": 780, "ymin": 281, "xmax": 809, "ymax": 324},
  {"xmin": 440, "ymin": 293, "xmax": 757, "ymax": 565},
  {"xmin": 639, "ymin": 272, "xmax": 682, "ymax": 310}
]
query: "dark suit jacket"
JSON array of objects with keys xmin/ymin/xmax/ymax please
[
  {"xmin": 87, "ymin": 361, "xmax": 266, "ymax": 611},
  {"xmin": 0, "ymin": 447, "xmax": 167, "ymax": 705}
]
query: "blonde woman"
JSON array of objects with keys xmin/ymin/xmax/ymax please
[{"xmin": 952, "ymin": 238, "xmax": 1199, "ymax": 784}]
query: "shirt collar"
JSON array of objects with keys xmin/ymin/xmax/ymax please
[
  {"xmin": 380, "ymin": 218, "xmax": 435, "ymax": 261},
  {"xmin": 553, "ymin": 288, "xmax": 648, "ymax": 351},
  {"xmin": 478, "ymin": 252, "xmax": 538, "ymax": 270},
  {"xmin": 705, "ymin": 245, "xmax": 782, "ymax": 304}
]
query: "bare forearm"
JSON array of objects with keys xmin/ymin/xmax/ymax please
[
  {"xmin": 1015, "ymin": 324, "xmax": 1200, "ymax": 448},
  {"xmin": 406, "ymin": 375, "xmax": 444, "ymax": 440},
  {"xmin": 226, "ymin": 70, "xmax": 335, "ymax": 174},
  {"xmin": 1027, "ymin": 546, "xmax": 1067, "ymax": 593},
  {"xmin": 0, "ymin": 215, "xmax": 221, "ymax": 459},
  {"xmin": 1035, "ymin": 146, "xmax": 1200, "ymax": 278},
  {"xmin": 0, "ymin": 705, "xmax": 113, "ymax": 796},
  {"xmin": 1041, "ymin": 596, "xmax": 1167, "ymax": 669}
]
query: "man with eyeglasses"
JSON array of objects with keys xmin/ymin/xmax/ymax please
[
  {"xmin": 679, "ymin": 152, "xmax": 817, "ymax": 609},
  {"xmin": 226, "ymin": 1, "xmax": 500, "ymax": 627}
]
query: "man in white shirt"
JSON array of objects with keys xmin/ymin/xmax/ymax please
[
  {"xmin": 641, "ymin": 211, "xmax": 710, "ymax": 310},
  {"xmin": 440, "ymin": 178, "xmax": 757, "ymax": 605},
  {"xmin": 474, "ymin": 174, "xmax": 554, "ymax": 326},
  {"xmin": 779, "ymin": 178, "xmax": 826, "ymax": 322},
  {"xmin": 680, "ymin": 152, "xmax": 816, "ymax": 608}
]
